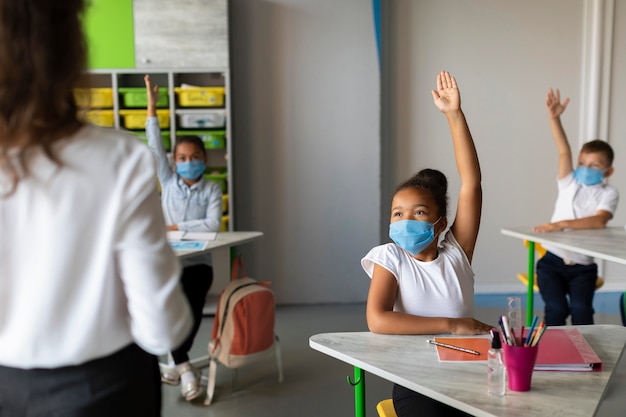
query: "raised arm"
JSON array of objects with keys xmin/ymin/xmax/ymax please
[
  {"xmin": 144, "ymin": 75, "xmax": 174, "ymax": 184},
  {"xmin": 431, "ymin": 71, "xmax": 481, "ymax": 262},
  {"xmin": 546, "ymin": 88, "xmax": 573, "ymax": 179}
]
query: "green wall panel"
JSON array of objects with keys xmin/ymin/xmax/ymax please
[{"xmin": 84, "ymin": 0, "xmax": 135, "ymax": 69}]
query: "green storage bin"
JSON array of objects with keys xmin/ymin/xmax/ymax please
[
  {"xmin": 118, "ymin": 87, "xmax": 169, "ymax": 108},
  {"xmin": 130, "ymin": 130, "xmax": 171, "ymax": 150},
  {"xmin": 177, "ymin": 130, "xmax": 226, "ymax": 150},
  {"xmin": 204, "ymin": 168, "xmax": 227, "ymax": 192}
]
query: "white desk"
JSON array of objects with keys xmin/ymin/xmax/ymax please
[
  {"xmin": 310, "ymin": 325, "xmax": 626, "ymax": 417},
  {"xmin": 167, "ymin": 231, "xmax": 263, "ymax": 369},
  {"xmin": 501, "ymin": 227, "xmax": 626, "ymax": 325}
]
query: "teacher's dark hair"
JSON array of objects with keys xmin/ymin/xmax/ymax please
[{"xmin": 0, "ymin": 0, "xmax": 87, "ymax": 196}]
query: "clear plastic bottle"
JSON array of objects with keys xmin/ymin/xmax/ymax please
[{"xmin": 487, "ymin": 331, "xmax": 506, "ymax": 396}]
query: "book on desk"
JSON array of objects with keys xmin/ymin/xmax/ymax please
[{"xmin": 433, "ymin": 328, "xmax": 602, "ymax": 371}]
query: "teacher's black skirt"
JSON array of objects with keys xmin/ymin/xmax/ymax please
[{"xmin": 0, "ymin": 343, "xmax": 161, "ymax": 417}]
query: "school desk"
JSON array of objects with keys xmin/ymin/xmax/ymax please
[
  {"xmin": 501, "ymin": 226, "xmax": 626, "ymax": 326},
  {"xmin": 309, "ymin": 325, "xmax": 626, "ymax": 417}
]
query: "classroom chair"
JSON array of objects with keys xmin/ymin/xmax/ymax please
[
  {"xmin": 516, "ymin": 240, "xmax": 604, "ymax": 291},
  {"xmin": 376, "ymin": 398, "xmax": 398, "ymax": 417}
]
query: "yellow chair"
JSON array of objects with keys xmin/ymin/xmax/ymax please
[
  {"xmin": 517, "ymin": 240, "xmax": 604, "ymax": 291},
  {"xmin": 376, "ymin": 398, "xmax": 398, "ymax": 417}
]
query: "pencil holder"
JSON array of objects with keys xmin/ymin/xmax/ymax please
[{"xmin": 503, "ymin": 344, "xmax": 538, "ymax": 392}]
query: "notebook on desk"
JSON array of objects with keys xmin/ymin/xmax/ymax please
[
  {"xmin": 533, "ymin": 328, "xmax": 602, "ymax": 371},
  {"xmin": 432, "ymin": 328, "xmax": 602, "ymax": 371}
]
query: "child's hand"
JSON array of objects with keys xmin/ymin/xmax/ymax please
[
  {"xmin": 546, "ymin": 88, "xmax": 569, "ymax": 120},
  {"xmin": 449, "ymin": 318, "xmax": 494, "ymax": 335},
  {"xmin": 431, "ymin": 71, "xmax": 461, "ymax": 114},
  {"xmin": 533, "ymin": 222, "xmax": 563, "ymax": 233},
  {"xmin": 144, "ymin": 75, "xmax": 159, "ymax": 113}
]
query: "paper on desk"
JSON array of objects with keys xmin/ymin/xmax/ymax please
[
  {"xmin": 167, "ymin": 231, "xmax": 185, "ymax": 241},
  {"xmin": 168, "ymin": 241, "xmax": 209, "ymax": 251},
  {"xmin": 166, "ymin": 231, "xmax": 217, "ymax": 241},
  {"xmin": 184, "ymin": 232, "xmax": 217, "ymax": 241}
]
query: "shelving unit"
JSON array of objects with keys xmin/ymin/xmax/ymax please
[{"xmin": 75, "ymin": 68, "xmax": 233, "ymax": 231}]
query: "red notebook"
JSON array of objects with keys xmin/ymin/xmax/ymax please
[
  {"xmin": 533, "ymin": 328, "xmax": 602, "ymax": 371},
  {"xmin": 432, "ymin": 328, "xmax": 602, "ymax": 372}
]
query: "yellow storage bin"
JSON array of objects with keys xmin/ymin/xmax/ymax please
[
  {"xmin": 222, "ymin": 194, "xmax": 228, "ymax": 213},
  {"xmin": 174, "ymin": 87, "xmax": 225, "ymax": 107},
  {"xmin": 83, "ymin": 110, "xmax": 114, "ymax": 127},
  {"xmin": 220, "ymin": 215, "xmax": 229, "ymax": 232},
  {"xmin": 119, "ymin": 109, "xmax": 170, "ymax": 129},
  {"xmin": 73, "ymin": 88, "xmax": 113, "ymax": 108}
]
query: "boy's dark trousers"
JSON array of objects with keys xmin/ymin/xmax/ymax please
[{"xmin": 537, "ymin": 252, "xmax": 597, "ymax": 325}]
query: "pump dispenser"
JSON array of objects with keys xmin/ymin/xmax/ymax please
[{"xmin": 487, "ymin": 330, "xmax": 506, "ymax": 396}]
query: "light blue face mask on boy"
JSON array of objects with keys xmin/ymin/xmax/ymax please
[
  {"xmin": 389, "ymin": 218, "xmax": 442, "ymax": 256},
  {"xmin": 176, "ymin": 160, "xmax": 206, "ymax": 180},
  {"xmin": 573, "ymin": 166, "xmax": 604, "ymax": 186}
]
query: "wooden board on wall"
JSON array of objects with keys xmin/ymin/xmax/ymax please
[{"xmin": 133, "ymin": 0, "xmax": 229, "ymax": 69}]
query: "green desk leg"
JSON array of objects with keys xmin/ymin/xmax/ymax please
[
  {"xmin": 347, "ymin": 367, "xmax": 365, "ymax": 417},
  {"xmin": 526, "ymin": 241, "xmax": 535, "ymax": 327}
]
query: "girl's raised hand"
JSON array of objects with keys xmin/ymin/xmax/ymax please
[
  {"xmin": 144, "ymin": 74, "xmax": 160, "ymax": 111},
  {"xmin": 431, "ymin": 71, "xmax": 461, "ymax": 114},
  {"xmin": 546, "ymin": 88, "xmax": 569, "ymax": 120}
]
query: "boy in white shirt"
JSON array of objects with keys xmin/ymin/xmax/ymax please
[{"xmin": 533, "ymin": 88, "xmax": 618, "ymax": 325}]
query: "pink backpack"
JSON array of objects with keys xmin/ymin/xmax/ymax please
[{"xmin": 204, "ymin": 258, "xmax": 283, "ymax": 405}]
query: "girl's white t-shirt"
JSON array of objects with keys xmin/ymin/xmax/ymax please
[{"xmin": 361, "ymin": 231, "xmax": 475, "ymax": 318}]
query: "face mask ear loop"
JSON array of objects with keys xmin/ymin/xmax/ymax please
[{"xmin": 433, "ymin": 216, "xmax": 443, "ymax": 230}]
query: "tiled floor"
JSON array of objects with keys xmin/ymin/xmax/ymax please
[{"xmin": 161, "ymin": 302, "xmax": 623, "ymax": 417}]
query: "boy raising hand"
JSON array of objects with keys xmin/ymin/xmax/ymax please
[{"xmin": 533, "ymin": 88, "xmax": 618, "ymax": 326}]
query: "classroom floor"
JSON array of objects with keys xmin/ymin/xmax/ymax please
[{"xmin": 161, "ymin": 302, "xmax": 623, "ymax": 417}]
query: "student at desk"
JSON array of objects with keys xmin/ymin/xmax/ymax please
[
  {"xmin": 533, "ymin": 88, "xmax": 618, "ymax": 326},
  {"xmin": 362, "ymin": 71, "xmax": 492, "ymax": 417},
  {"xmin": 145, "ymin": 75, "xmax": 223, "ymax": 401}
]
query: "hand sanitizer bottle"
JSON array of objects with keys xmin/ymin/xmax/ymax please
[{"xmin": 487, "ymin": 330, "xmax": 506, "ymax": 396}]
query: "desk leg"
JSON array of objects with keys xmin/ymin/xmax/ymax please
[
  {"xmin": 348, "ymin": 366, "xmax": 365, "ymax": 417},
  {"xmin": 210, "ymin": 246, "xmax": 231, "ymax": 295},
  {"xmin": 202, "ymin": 246, "xmax": 232, "ymax": 316},
  {"xmin": 526, "ymin": 241, "xmax": 535, "ymax": 327}
]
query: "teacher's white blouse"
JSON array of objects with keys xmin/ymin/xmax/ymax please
[{"xmin": 0, "ymin": 125, "xmax": 192, "ymax": 368}]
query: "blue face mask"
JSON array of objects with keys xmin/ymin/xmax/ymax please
[
  {"xmin": 389, "ymin": 218, "xmax": 442, "ymax": 256},
  {"xmin": 573, "ymin": 166, "xmax": 605, "ymax": 186},
  {"xmin": 176, "ymin": 160, "xmax": 206, "ymax": 180}
]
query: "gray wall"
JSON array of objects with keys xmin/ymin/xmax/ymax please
[
  {"xmin": 230, "ymin": 0, "xmax": 626, "ymax": 304},
  {"xmin": 230, "ymin": 0, "xmax": 380, "ymax": 304}
]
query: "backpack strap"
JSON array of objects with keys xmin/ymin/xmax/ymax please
[
  {"xmin": 204, "ymin": 357, "xmax": 218, "ymax": 405},
  {"xmin": 231, "ymin": 256, "xmax": 247, "ymax": 281}
]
